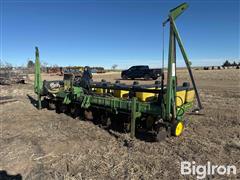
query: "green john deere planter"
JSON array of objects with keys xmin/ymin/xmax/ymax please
[{"xmin": 34, "ymin": 3, "xmax": 202, "ymax": 141}]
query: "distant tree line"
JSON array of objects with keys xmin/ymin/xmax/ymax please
[
  {"xmin": 0, "ymin": 61, "xmax": 13, "ymax": 69},
  {"xmin": 222, "ymin": 60, "xmax": 240, "ymax": 67}
]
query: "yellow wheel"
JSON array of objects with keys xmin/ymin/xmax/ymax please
[{"xmin": 172, "ymin": 121, "xmax": 184, "ymax": 136}]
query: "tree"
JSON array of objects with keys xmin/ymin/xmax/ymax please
[
  {"xmin": 40, "ymin": 61, "xmax": 49, "ymax": 72},
  {"xmin": 232, "ymin": 61, "xmax": 237, "ymax": 66},
  {"xmin": 42, "ymin": 61, "xmax": 49, "ymax": 68},
  {"xmin": 1, "ymin": 61, "xmax": 13, "ymax": 69},
  {"xmin": 27, "ymin": 60, "xmax": 34, "ymax": 68},
  {"xmin": 112, "ymin": 64, "xmax": 118, "ymax": 70},
  {"xmin": 222, "ymin": 60, "xmax": 231, "ymax": 67}
]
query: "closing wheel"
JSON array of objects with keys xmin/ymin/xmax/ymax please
[
  {"xmin": 172, "ymin": 121, "xmax": 184, "ymax": 136},
  {"xmin": 70, "ymin": 106, "xmax": 82, "ymax": 119},
  {"xmin": 84, "ymin": 110, "xmax": 93, "ymax": 120},
  {"xmin": 155, "ymin": 127, "xmax": 168, "ymax": 142},
  {"xmin": 59, "ymin": 104, "xmax": 68, "ymax": 113},
  {"xmin": 48, "ymin": 101, "xmax": 56, "ymax": 110}
]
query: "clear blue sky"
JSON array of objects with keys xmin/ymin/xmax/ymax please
[{"xmin": 0, "ymin": 0, "xmax": 239, "ymax": 68}]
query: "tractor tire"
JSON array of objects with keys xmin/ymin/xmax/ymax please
[{"xmin": 144, "ymin": 74, "xmax": 150, "ymax": 80}]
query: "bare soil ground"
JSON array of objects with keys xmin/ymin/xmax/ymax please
[{"xmin": 1, "ymin": 69, "xmax": 240, "ymax": 179}]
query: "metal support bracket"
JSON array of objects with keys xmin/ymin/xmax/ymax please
[
  {"xmin": 63, "ymin": 93, "xmax": 72, "ymax": 104},
  {"xmin": 81, "ymin": 95, "xmax": 91, "ymax": 108},
  {"xmin": 130, "ymin": 97, "xmax": 141, "ymax": 138}
]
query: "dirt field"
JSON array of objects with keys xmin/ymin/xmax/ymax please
[{"xmin": 1, "ymin": 69, "xmax": 240, "ymax": 179}]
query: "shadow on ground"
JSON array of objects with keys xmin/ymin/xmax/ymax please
[
  {"xmin": 0, "ymin": 170, "xmax": 22, "ymax": 180},
  {"xmin": 27, "ymin": 94, "xmax": 48, "ymax": 109}
]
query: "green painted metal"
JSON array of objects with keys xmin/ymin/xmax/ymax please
[
  {"xmin": 165, "ymin": 19, "xmax": 177, "ymax": 121},
  {"xmin": 130, "ymin": 97, "xmax": 137, "ymax": 138},
  {"xmin": 165, "ymin": 3, "xmax": 188, "ymax": 121},
  {"xmin": 176, "ymin": 102, "xmax": 193, "ymax": 120},
  {"xmin": 63, "ymin": 94, "xmax": 72, "ymax": 104},
  {"xmin": 169, "ymin": 3, "xmax": 188, "ymax": 20},
  {"xmin": 34, "ymin": 47, "xmax": 43, "ymax": 109},
  {"xmin": 81, "ymin": 95, "xmax": 91, "ymax": 108},
  {"xmin": 54, "ymin": 87, "xmax": 193, "ymax": 116},
  {"xmin": 163, "ymin": 2, "xmax": 202, "ymax": 111}
]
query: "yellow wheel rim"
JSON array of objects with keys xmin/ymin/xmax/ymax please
[{"xmin": 175, "ymin": 122, "xmax": 184, "ymax": 136}]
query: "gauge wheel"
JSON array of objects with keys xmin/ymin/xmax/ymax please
[
  {"xmin": 171, "ymin": 121, "xmax": 184, "ymax": 137},
  {"xmin": 155, "ymin": 127, "xmax": 168, "ymax": 142}
]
